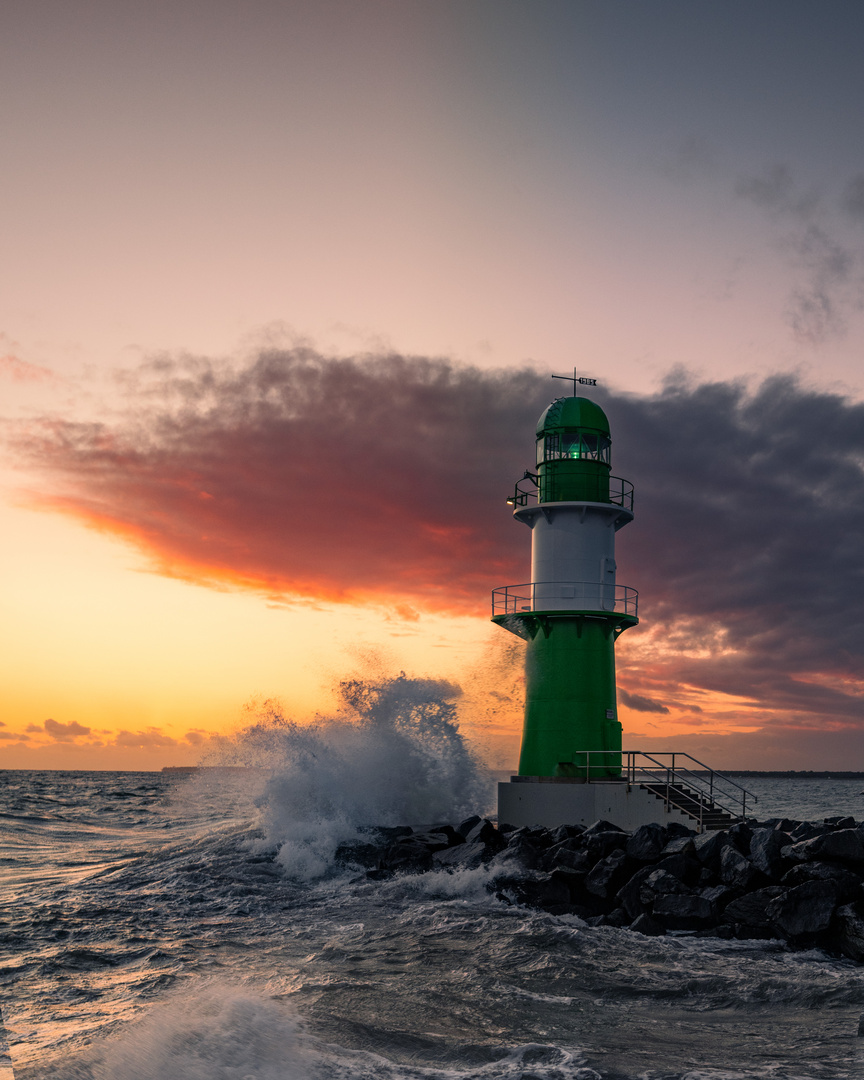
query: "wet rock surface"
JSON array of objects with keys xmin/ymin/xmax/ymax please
[{"xmin": 339, "ymin": 814, "xmax": 864, "ymax": 960}]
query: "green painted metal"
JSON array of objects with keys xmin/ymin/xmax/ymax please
[
  {"xmin": 535, "ymin": 397, "xmax": 610, "ymax": 436},
  {"xmin": 517, "ymin": 617, "xmax": 624, "ymax": 779},
  {"xmin": 535, "ymin": 396, "xmax": 612, "ymax": 503}
]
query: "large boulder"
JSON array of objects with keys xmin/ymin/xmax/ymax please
[
  {"xmin": 781, "ymin": 860, "xmax": 863, "ymax": 902},
  {"xmin": 722, "ymin": 887, "xmax": 786, "ymax": 933},
  {"xmin": 719, "ymin": 846, "xmax": 762, "ymax": 891},
  {"xmin": 652, "ymin": 894, "xmax": 718, "ymax": 931},
  {"xmin": 495, "ymin": 872, "xmax": 572, "ymax": 912},
  {"xmin": 639, "ymin": 869, "xmax": 691, "ymax": 906},
  {"xmin": 748, "ymin": 828, "xmax": 790, "ymax": 879},
  {"xmin": 833, "ymin": 901, "xmax": 864, "ymax": 961},
  {"xmin": 616, "ymin": 865, "xmax": 657, "ymax": 920},
  {"xmin": 464, "ymin": 819, "xmax": 507, "ymax": 855},
  {"xmin": 626, "ymin": 823, "xmax": 667, "ymax": 862},
  {"xmin": 433, "ymin": 843, "xmax": 487, "ymax": 870},
  {"xmin": 783, "ymin": 829, "xmax": 864, "ymax": 865},
  {"xmin": 585, "ymin": 850, "xmax": 634, "ymax": 899},
  {"xmin": 766, "ymin": 879, "xmax": 839, "ymax": 938}
]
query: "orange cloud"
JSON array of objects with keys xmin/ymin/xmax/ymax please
[
  {"xmin": 43, "ymin": 718, "xmax": 91, "ymax": 741},
  {"xmin": 7, "ymin": 352, "xmax": 864, "ymax": 742},
  {"xmin": 0, "ymin": 354, "xmax": 56, "ymax": 383}
]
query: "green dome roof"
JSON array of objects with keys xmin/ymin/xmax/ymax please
[{"xmin": 536, "ymin": 396, "xmax": 610, "ymax": 437}]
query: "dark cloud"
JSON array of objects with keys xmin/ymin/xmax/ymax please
[
  {"xmin": 10, "ymin": 350, "xmax": 539, "ymax": 609},
  {"xmin": 44, "ymin": 717, "xmax": 91, "ymax": 741},
  {"xmin": 735, "ymin": 166, "xmax": 861, "ymax": 344},
  {"xmin": 735, "ymin": 164, "xmax": 800, "ymax": 213},
  {"xmin": 841, "ymin": 174, "xmax": 864, "ymax": 221},
  {"xmin": 618, "ymin": 689, "xmax": 670, "ymax": 714},
  {"xmin": 7, "ymin": 351, "xmax": 864, "ymax": 735}
]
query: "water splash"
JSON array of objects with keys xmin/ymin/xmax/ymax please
[{"xmin": 214, "ymin": 674, "xmax": 492, "ymax": 879}]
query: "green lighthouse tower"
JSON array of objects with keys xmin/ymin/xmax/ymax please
[{"xmin": 492, "ymin": 392, "xmax": 638, "ymax": 780}]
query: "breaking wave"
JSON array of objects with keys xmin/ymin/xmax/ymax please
[{"xmin": 213, "ymin": 674, "xmax": 492, "ymax": 879}]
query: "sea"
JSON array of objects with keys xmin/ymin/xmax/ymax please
[{"xmin": 2, "ymin": 677, "xmax": 864, "ymax": 1080}]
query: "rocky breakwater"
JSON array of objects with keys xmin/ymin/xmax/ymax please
[{"xmin": 338, "ymin": 815, "xmax": 864, "ymax": 960}]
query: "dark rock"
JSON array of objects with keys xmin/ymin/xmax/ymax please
[
  {"xmin": 465, "ymin": 819, "xmax": 507, "ymax": 854},
  {"xmin": 585, "ymin": 850, "xmax": 634, "ymax": 899},
  {"xmin": 584, "ymin": 830, "xmax": 630, "ymax": 859},
  {"xmin": 789, "ymin": 821, "xmax": 825, "ymax": 842},
  {"xmin": 550, "ymin": 823, "xmax": 585, "ymax": 844},
  {"xmin": 362, "ymin": 825, "xmax": 413, "ymax": 842},
  {"xmin": 825, "ymin": 815, "xmax": 857, "ymax": 829},
  {"xmin": 639, "ymin": 869, "xmax": 690, "ymax": 905},
  {"xmin": 781, "ymin": 860, "xmax": 862, "ymax": 902},
  {"xmin": 655, "ymin": 853, "xmax": 700, "ymax": 886},
  {"xmin": 334, "ymin": 841, "xmax": 382, "ymax": 868},
  {"xmin": 834, "ymin": 900, "xmax": 864, "ymax": 961},
  {"xmin": 727, "ymin": 822, "xmax": 753, "ymax": 854},
  {"xmin": 543, "ymin": 841, "xmax": 592, "ymax": 872},
  {"xmin": 502, "ymin": 832, "xmax": 546, "ymax": 870},
  {"xmin": 380, "ymin": 838, "xmax": 437, "ymax": 872},
  {"xmin": 783, "ymin": 829, "xmax": 864, "ymax": 865},
  {"xmin": 432, "ymin": 843, "xmax": 487, "ymax": 870},
  {"xmin": 616, "ymin": 865, "xmax": 657, "ymax": 920},
  {"xmin": 605, "ymin": 906, "xmax": 631, "ymax": 927},
  {"xmin": 693, "ymin": 830, "xmax": 732, "ymax": 869},
  {"xmin": 748, "ymin": 828, "xmax": 789, "ymax": 879},
  {"xmin": 412, "ymin": 826, "xmax": 464, "ymax": 847},
  {"xmin": 653, "ymin": 893, "xmax": 717, "ymax": 931},
  {"xmin": 700, "ymin": 884, "xmax": 738, "ymax": 912},
  {"xmin": 584, "ymin": 819, "xmax": 627, "ymax": 835},
  {"xmin": 626, "ymin": 823, "xmax": 667, "ymax": 862},
  {"xmin": 719, "ymin": 846, "xmax": 762, "ymax": 891},
  {"xmin": 722, "ymin": 886, "xmax": 786, "ymax": 931},
  {"xmin": 666, "ymin": 822, "xmax": 696, "ymax": 838},
  {"xmin": 697, "ymin": 866, "xmax": 718, "ymax": 887},
  {"xmin": 495, "ymin": 872, "xmax": 572, "ymax": 911},
  {"xmin": 549, "ymin": 866, "xmax": 588, "ymax": 903},
  {"xmin": 766, "ymin": 879, "xmax": 838, "ymax": 938},
  {"xmin": 660, "ymin": 836, "xmax": 696, "ymax": 858},
  {"xmin": 630, "ymin": 912, "xmax": 665, "ymax": 936},
  {"xmin": 774, "ymin": 818, "xmax": 802, "ymax": 833},
  {"xmin": 455, "ymin": 815, "xmax": 482, "ymax": 839}
]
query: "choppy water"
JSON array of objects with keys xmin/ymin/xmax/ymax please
[{"xmin": 2, "ymin": 679, "xmax": 864, "ymax": 1079}]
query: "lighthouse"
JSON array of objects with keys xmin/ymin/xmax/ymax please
[
  {"xmin": 493, "ymin": 381, "xmax": 755, "ymax": 830},
  {"xmin": 494, "ymin": 385, "xmax": 645, "ymax": 827},
  {"xmin": 493, "ymin": 389, "xmax": 637, "ymax": 774}
]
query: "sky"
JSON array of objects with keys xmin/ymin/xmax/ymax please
[{"xmin": 1, "ymin": 0, "xmax": 863, "ymax": 771}]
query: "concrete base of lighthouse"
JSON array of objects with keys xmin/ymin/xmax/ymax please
[{"xmin": 498, "ymin": 778, "xmax": 698, "ymax": 832}]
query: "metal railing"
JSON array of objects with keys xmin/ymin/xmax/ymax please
[
  {"xmin": 507, "ymin": 474, "xmax": 634, "ymax": 511},
  {"xmin": 571, "ymin": 750, "xmax": 757, "ymax": 830},
  {"xmin": 492, "ymin": 581, "xmax": 639, "ymax": 618}
]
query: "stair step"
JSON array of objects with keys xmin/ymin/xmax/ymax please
[{"xmin": 638, "ymin": 781, "xmax": 742, "ymax": 829}]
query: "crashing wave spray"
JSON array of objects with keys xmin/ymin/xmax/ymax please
[{"xmin": 216, "ymin": 674, "xmax": 492, "ymax": 879}]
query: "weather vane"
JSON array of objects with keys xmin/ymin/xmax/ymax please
[{"xmin": 551, "ymin": 367, "xmax": 597, "ymax": 394}]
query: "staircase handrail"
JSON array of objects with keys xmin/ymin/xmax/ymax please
[
  {"xmin": 626, "ymin": 751, "xmax": 757, "ymax": 822},
  {"xmin": 571, "ymin": 750, "xmax": 758, "ymax": 827}
]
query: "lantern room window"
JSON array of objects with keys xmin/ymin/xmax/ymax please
[{"xmin": 537, "ymin": 433, "xmax": 610, "ymax": 465}]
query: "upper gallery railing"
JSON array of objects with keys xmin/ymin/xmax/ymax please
[
  {"xmin": 492, "ymin": 581, "xmax": 639, "ymax": 618},
  {"xmin": 507, "ymin": 474, "xmax": 634, "ymax": 510}
]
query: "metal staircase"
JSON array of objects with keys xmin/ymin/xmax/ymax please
[{"xmin": 574, "ymin": 751, "xmax": 758, "ymax": 833}]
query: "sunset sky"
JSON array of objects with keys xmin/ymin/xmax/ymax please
[{"xmin": 2, "ymin": 1, "xmax": 863, "ymax": 771}]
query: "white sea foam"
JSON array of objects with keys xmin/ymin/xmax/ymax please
[{"xmin": 213, "ymin": 674, "xmax": 491, "ymax": 880}]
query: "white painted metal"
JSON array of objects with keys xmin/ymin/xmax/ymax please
[
  {"xmin": 497, "ymin": 780, "xmax": 697, "ymax": 831},
  {"xmin": 513, "ymin": 502, "xmax": 633, "ymax": 611}
]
